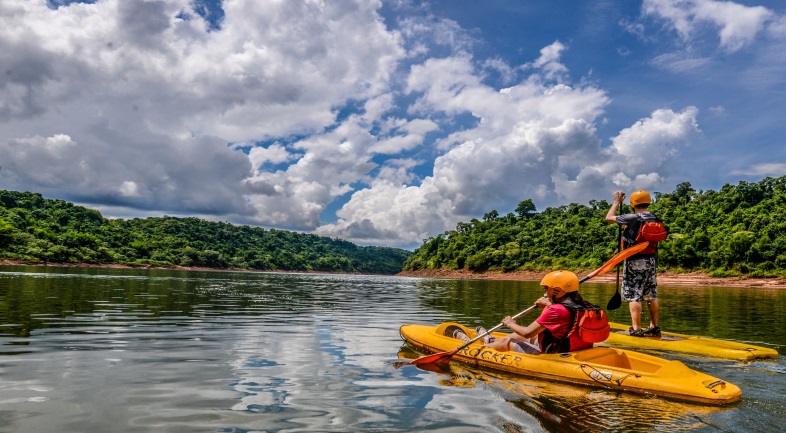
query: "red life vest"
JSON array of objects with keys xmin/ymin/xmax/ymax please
[{"xmin": 622, "ymin": 213, "xmax": 668, "ymax": 255}]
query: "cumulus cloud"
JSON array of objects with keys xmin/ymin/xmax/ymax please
[
  {"xmin": 316, "ymin": 54, "xmax": 700, "ymax": 246},
  {"xmin": 530, "ymin": 41, "xmax": 569, "ymax": 81},
  {"xmin": 0, "ymin": 0, "xmax": 402, "ymax": 216},
  {"xmin": 1, "ymin": 0, "xmax": 708, "ymax": 249}
]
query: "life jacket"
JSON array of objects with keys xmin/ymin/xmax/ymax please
[
  {"xmin": 540, "ymin": 300, "xmax": 610, "ymax": 354},
  {"xmin": 622, "ymin": 213, "xmax": 668, "ymax": 256}
]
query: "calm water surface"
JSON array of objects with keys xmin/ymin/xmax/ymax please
[{"xmin": 0, "ymin": 265, "xmax": 784, "ymax": 432}]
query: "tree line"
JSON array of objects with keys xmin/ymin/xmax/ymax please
[
  {"xmin": 404, "ymin": 176, "xmax": 786, "ymax": 278},
  {"xmin": 0, "ymin": 190, "xmax": 411, "ymax": 275}
]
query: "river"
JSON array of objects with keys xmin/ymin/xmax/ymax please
[{"xmin": 0, "ymin": 265, "xmax": 783, "ymax": 432}]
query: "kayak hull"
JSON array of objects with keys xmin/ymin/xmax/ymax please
[
  {"xmin": 400, "ymin": 322, "xmax": 742, "ymax": 405},
  {"xmin": 604, "ymin": 322, "xmax": 779, "ymax": 360}
]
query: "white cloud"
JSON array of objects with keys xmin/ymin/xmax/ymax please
[
  {"xmin": 731, "ymin": 162, "xmax": 786, "ymax": 177},
  {"xmin": 531, "ymin": 41, "xmax": 569, "ymax": 81},
  {"xmin": 650, "ymin": 52, "xmax": 712, "ymax": 72},
  {"xmin": 0, "ymin": 0, "xmax": 403, "ymax": 220},
  {"xmin": 0, "ymin": 1, "xmax": 715, "ymax": 250},
  {"xmin": 611, "ymin": 107, "xmax": 700, "ymax": 166},
  {"xmin": 249, "ymin": 144, "xmax": 295, "ymax": 168},
  {"xmin": 118, "ymin": 181, "xmax": 140, "ymax": 198},
  {"xmin": 643, "ymin": 0, "xmax": 773, "ymax": 52},
  {"xmin": 708, "ymin": 105, "xmax": 726, "ymax": 115},
  {"xmin": 319, "ymin": 90, "xmax": 702, "ymax": 248}
]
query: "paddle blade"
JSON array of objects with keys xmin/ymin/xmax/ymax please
[
  {"xmin": 580, "ymin": 242, "xmax": 649, "ymax": 282},
  {"xmin": 409, "ymin": 349, "xmax": 458, "ymax": 366},
  {"xmin": 607, "ymin": 289, "xmax": 622, "ymax": 310}
]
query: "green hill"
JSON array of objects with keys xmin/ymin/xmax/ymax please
[
  {"xmin": 403, "ymin": 176, "xmax": 786, "ymax": 278},
  {"xmin": 0, "ymin": 190, "xmax": 411, "ymax": 275}
]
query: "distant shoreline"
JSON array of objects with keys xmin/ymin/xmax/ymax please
[
  {"xmin": 3, "ymin": 260, "xmax": 785, "ymax": 288},
  {"xmin": 0, "ymin": 260, "xmax": 370, "ymax": 276},
  {"xmin": 396, "ymin": 268, "xmax": 786, "ymax": 289}
]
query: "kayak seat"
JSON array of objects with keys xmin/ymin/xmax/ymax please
[
  {"xmin": 573, "ymin": 348, "xmax": 663, "ymax": 373},
  {"xmin": 435, "ymin": 322, "xmax": 472, "ymax": 340}
]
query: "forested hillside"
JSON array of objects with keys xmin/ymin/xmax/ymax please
[
  {"xmin": 404, "ymin": 176, "xmax": 786, "ymax": 278},
  {"xmin": 0, "ymin": 190, "xmax": 410, "ymax": 274}
]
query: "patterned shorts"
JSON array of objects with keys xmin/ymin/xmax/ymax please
[{"xmin": 621, "ymin": 256, "xmax": 657, "ymax": 302}]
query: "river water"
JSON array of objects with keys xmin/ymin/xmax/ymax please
[{"xmin": 0, "ymin": 265, "xmax": 783, "ymax": 432}]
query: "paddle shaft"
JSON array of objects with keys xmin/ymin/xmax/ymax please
[
  {"xmin": 607, "ymin": 202, "xmax": 624, "ymax": 310},
  {"xmin": 455, "ymin": 304, "xmax": 538, "ymax": 352},
  {"xmin": 615, "ymin": 214, "xmax": 622, "ymax": 292}
]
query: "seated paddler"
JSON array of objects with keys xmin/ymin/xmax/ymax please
[{"xmin": 453, "ymin": 270, "xmax": 597, "ymax": 354}]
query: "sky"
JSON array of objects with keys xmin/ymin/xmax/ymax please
[{"xmin": 1, "ymin": 0, "xmax": 785, "ymax": 250}]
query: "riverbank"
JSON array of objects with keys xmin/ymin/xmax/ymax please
[
  {"xmin": 396, "ymin": 268, "xmax": 786, "ymax": 289},
  {"xmin": 0, "ymin": 260, "xmax": 365, "ymax": 276},
  {"xmin": 3, "ymin": 259, "xmax": 785, "ymax": 288}
]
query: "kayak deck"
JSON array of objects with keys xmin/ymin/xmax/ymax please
[
  {"xmin": 400, "ymin": 322, "xmax": 742, "ymax": 405},
  {"xmin": 603, "ymin": 322, "xmax": 779, "ymax": 360}
]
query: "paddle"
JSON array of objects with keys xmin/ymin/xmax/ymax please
[
  {"xmin": 408, "ymin": 304, "xmax": 539, "ymax": 366},
  {"xmin": 578, "ymin": 241, "xmax": 648, "ymax": 284},
  {"xmin": 608, "ymin": 204, "xmax": 624, "ymax": 310},
  {"xmin": 408, "ymin": 244, "xmax": 649, "ymax": 367}
]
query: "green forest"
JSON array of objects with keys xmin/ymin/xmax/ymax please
[
  {"xmin": 0, "ymin": 190, "xmax": 411, "ymax": 275},
  {"xmin": 404, "ymin": 176, "xmax": 786, "ymax": 278},
  {"xmin": 3, "ymin": 175, "xmax": 786, "ymax": 278}
]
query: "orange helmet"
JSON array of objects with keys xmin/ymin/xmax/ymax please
[
  {"xmin": 540, "ymin": 271, "xmax": 579, "ymax": 299},
  {"xmin": 630, "ymin": 190, "xmax": 651, "ymax": 207}
]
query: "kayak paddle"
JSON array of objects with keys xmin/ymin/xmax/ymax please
[
  {"xmin": 408, "ymin": 304, "xmax": 538, "ymax": 366},
  {"xmin": 578, "ymin": 241, "xmax": 648, "ymax": 283},
  {"xmin": 608, "ymin": 271, "xmax": 622, "ymax": 310},
  {"xmin": 609, "ymin": 204, "xmax": 624, "ymax": 310},
  {"xmin": 408, "ymin": 244, "xmax": 649, "ymax": 367}
]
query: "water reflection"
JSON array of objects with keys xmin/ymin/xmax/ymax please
[
  {"xmin": 397, "ymin": 345, "xmax": 733, "ymax": 433},
  {"xmin": 0, "ymin": 265, "xmax": 784, "ymax": 432}
]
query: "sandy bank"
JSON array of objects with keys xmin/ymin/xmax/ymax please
[{"xmin": 396, "ymin": 269, "xmax": 786, "ymax": 289}]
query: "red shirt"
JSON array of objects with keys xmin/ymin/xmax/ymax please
[{"xmin": 535, "ymin": 303, "xmax": 593, "ymax": 352}]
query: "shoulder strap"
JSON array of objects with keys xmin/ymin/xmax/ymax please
[{"xmin": 636, "ymin": 212, "xmax": 661, "ymax": 222}]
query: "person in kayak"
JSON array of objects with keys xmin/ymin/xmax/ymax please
[
  {"xmin": 605, "ymin": 190, "xmax": 661, "ymax": 337},
  {"xmin": 473, "ymin": 270, "xmax": 594, "ymax": 354}
]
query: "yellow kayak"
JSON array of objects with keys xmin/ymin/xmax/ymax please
[
  {"xmin": 399, "ymin": 322, "xmax": 742, "ymax": 405},
  {"xmin": 603, "ymin": 322, "xmax": 779, "ymax": 360}
]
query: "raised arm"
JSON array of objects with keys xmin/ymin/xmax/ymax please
[{"xmin": 605, "ymin": 191, "xmax": 626, "ymax": 223}]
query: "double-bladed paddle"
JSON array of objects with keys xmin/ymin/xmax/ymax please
[{"xmin": 408, "ymin": 242, "xmax": 650, "ymax": 367}]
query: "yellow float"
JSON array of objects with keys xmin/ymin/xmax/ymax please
[{"xmin": 603, "ymin": 322, "xmax": 779, "ymax": 360}]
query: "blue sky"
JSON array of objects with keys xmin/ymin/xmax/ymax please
[{"xmin": 1, "ymin": 0, "xmax": 785, "ymax": 250}]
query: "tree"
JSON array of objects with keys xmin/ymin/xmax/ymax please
[
  {"xmin": 515, "ymin": 199, "xmax": 536, "ymax": 218},
  {"xmin": 483, "ymin": 210, "xmax": 499, "ymax": 221}
]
